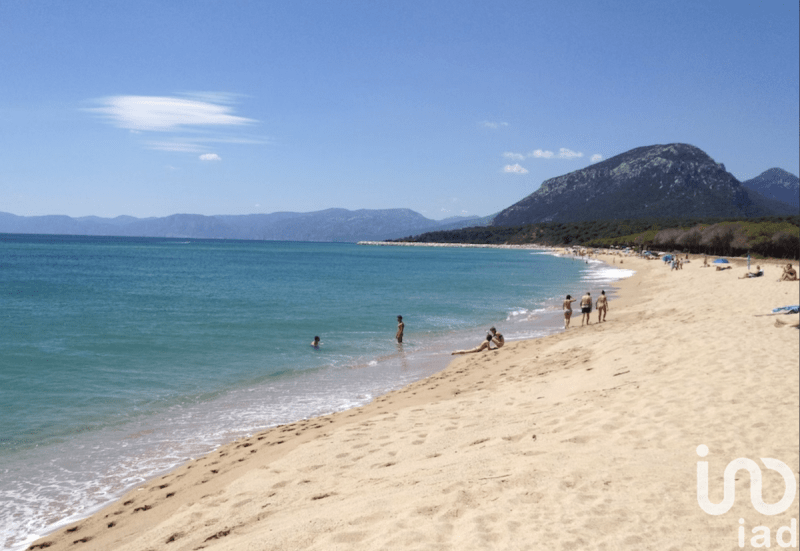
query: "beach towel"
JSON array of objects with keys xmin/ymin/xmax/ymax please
[{"xmin": 772, "ymin": 305, "xmax": 800, "ymax": 314}]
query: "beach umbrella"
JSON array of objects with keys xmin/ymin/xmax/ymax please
[
  {"xmin": 663, "ymin": 254, "xmax": 673, "ymax": 262},
  {"xmin": 713, "ymin": 258, "xmax": 729, "ymax": 264}
]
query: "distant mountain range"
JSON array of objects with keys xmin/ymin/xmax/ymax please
[
  {"xmin": 741, "ymin": 168, "xmax": 799, "ymax": 209},
  {"xmin": 1, "ymin": 143, "xmax": 796, "ymax": 242},
  {"xmin": 0, "ymin": 208, "xmax": 490, "ymax": 242},
  {"xmin": 492, "ymin": 143, "xmax": 797, "ymax": 227}
]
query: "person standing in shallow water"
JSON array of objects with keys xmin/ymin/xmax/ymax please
[
  {"xmin": 596, "ymin": 290, "xmax": 608, "ymax": 323},
  {"xmin": 563, "ymin": 295, "xmax": 576, "ymax": 329},
  {"xmin": 396, "ymin": 315, "xmax": 404, "ymax": 343}
]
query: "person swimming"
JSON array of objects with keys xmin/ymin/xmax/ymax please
[{"xmin": 311, "ymin": 336, "xmax": 321, "ymax": 348}]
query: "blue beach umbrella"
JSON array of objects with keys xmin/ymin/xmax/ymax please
[
  {"xmin": 662, "ymin": 254, "xmax": 673, "ymax": 262},
  {"xmin": 713, "ymin": 258, "xmax": 729, "ymax": 264}
]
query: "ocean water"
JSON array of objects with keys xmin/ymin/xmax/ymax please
[{"xmin": 0, "ymin": 235, "xmax": 633, "ymax": 549}]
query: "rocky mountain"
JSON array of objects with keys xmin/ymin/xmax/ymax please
[
  {"xmin": 0, "ymin": 208, "xmax": 482, "ymax": 242},
  {"xmin": 492, "ymin": 143, "xmax": 797, "ymax": 227},
  {"xmin": 742, "ymin": 168, "xmax": 799, "ymax": 210}
]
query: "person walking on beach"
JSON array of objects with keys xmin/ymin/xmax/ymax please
[
  {"xmin": 596, "ymin": 290, "xmax": 608, "ymax": 323},
  {"xmin": 580, "ymin": 292, "xmax": 592, "ymax": 326},
  {"xmin": 396, "ymin": 315, "xmax": 405, "ymax": 343},
  {"xmin": 451, "ymin": 334, "xmax": 495, "ymax": 355},
  {"xmin": 563, "ymin": 295, "xmax": 576, "ymax": 329},
  {"xmin": 489, "ymin": 327, "xmax": 504, "ymax": 348}
]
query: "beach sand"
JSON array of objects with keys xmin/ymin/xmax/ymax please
[{"xmin": 29, "ymin": 254, "xmax": 799, "ymax": 551}]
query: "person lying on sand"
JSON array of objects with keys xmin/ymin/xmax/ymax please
[
  {"xmin": 451, "ymin": 334, "xmax": 495, "ymax": 355},
  {"xmin": 780, "ymin": 264, "xmax": 798, "ymax": 281},
  {"xmin": 716, "ymin": 265, "xmax": 732, "ymax": 271},
  {"xmin": 739, "ymin": 265, "xmax": 763, "ymax": 279}
]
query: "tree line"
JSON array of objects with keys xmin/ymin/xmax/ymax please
[{"xmin": 392, "ymin": 215, "xmax": 800, "ymax": 259}]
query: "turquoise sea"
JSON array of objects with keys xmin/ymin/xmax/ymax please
[{"xmin": 0, "ymin": 234, "xmax": 633, "ymax": 549}]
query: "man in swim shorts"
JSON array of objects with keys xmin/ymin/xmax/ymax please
[
  {"xmin": 580, "ymin": 292, "xmax": 592, "ymax": 326},
  {"xmin": 396, "ymin": 315, "xmax": 404, "ymax": 343}
]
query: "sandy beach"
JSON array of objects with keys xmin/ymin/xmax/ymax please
[{"xmin": 29, "ymin": 253, "xmax": 799, "ymax": 551}]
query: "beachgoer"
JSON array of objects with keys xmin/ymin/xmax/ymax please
[
  {"xmin": 781, "ymin": 264, "xmax": 798, "ymax": 281},
  {"xmin": 451, "ymin": 334, "xmax": 495, "ymax": 355},
  {"xmin": 311, "ymin": 336, "xmax": 321, "ymax": 348},
  {"xmin": 489, "ymin": 327, "xmax": 505, "ymax": 348},
  {"xmin": 739, "ymin": 265, "xmax": 764, "ymax": 279},
  {"xmin": 702, "ymin": 256, "xmax": 709, "ymax": 268},
  {"xmin": 580, "ymin": 292, "xmax": 592, "ymax": 326},
  {"xmin": 396, "ymin": 315, "xmax": 404, "ymax": 343},
  {"xmin": 563, "ymin": 294, "xmax": 576, "ymax": 329},
  {"xmin": 596, "ymin": 290, "xmax": 608, "ymax": 322}
]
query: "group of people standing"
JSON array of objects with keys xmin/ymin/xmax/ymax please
[{"xmin": 563, "ymin": 290, "xmax": 608, "ymax": 329}]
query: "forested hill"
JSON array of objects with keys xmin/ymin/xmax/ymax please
[{"xmin": 492, "ymin": 144, "xmax": 797, "ymax": 226}]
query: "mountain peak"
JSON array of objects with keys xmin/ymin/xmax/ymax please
[{"xmin": 492, "ymin": 143, "xmax": 793, "ymax": 226}]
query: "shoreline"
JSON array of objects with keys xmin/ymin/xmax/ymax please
[{"xmin": 27, "ymin": 252, "xmax": 799, "ymax": 550}]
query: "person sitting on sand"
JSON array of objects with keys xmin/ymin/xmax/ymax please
[
  {"xmin": 563, "ymin": 294, "xmax": 576, "ymax": 329},
  {"xmin": 596, "ymin": 290, "xmax": 609, "ymax": 323},
  {"xmin": 489, "ymin": 327, "xmax": 505, "ymax": 348},
  {"xmin": 580, "ymin": 292, "xmax": 592, "ymax": 326},
  {"xmin": 781, "ymin": 264, "xmax": 798, "ymax": 281},
  {"xmin": 311, "ymin": 336, "xmax": 322, "ymax": 348},
  {"xmin": 739, "ymin": 265, "xmax": 764, "ymax": 279},
  {"xmin": 451, "ymin": 334, "xmax": 495, "ymax": 355}
]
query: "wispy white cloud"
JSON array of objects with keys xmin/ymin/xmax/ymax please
[
  {"xmin": 590, "ymin": 154, "xmax": 603, "ymax": 163},
  {"xmin": 199, "ymin": 153, "xmax": 222, "ymax": 161},
  {"xmin": 147, "ymin": 141, "xmax": 206, "ymax": 153},
  {"xmin": 557, "ymin": 148, "xmax": 583, "ymax": 159},
  {"xmin": 504, "ymin": 164, "xmax": 529, "ymax": 174},
  {"xmin": 88, "ymin": 94, "xmax": 256, "ymax": 132},
  {"xmin": 504, "ymin": 147, "xmax": 588, "ymax": 160},
  {"xmin": 481, "ymin": 121, "xmax": 509, "ymax": 129},
  {"xmin": 87, "ymin": 93, "xmax": 266, "ymax": 157}
]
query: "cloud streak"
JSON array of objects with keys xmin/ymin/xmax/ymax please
[
  {"xmin": 199, "ymin": 153, "xmax": 222, "ymax": 161},
  {"xmin": 481, "ymin": 121, "xmax": 509, "ymax": 129},
  {"xmin": 89, "ymin": 94, "xmax": 256, "ymax": 132}
]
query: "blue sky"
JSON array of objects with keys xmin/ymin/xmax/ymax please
[{"xmin": 1, "ymin": 0, "xmax": 797, "ymax": 219}]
